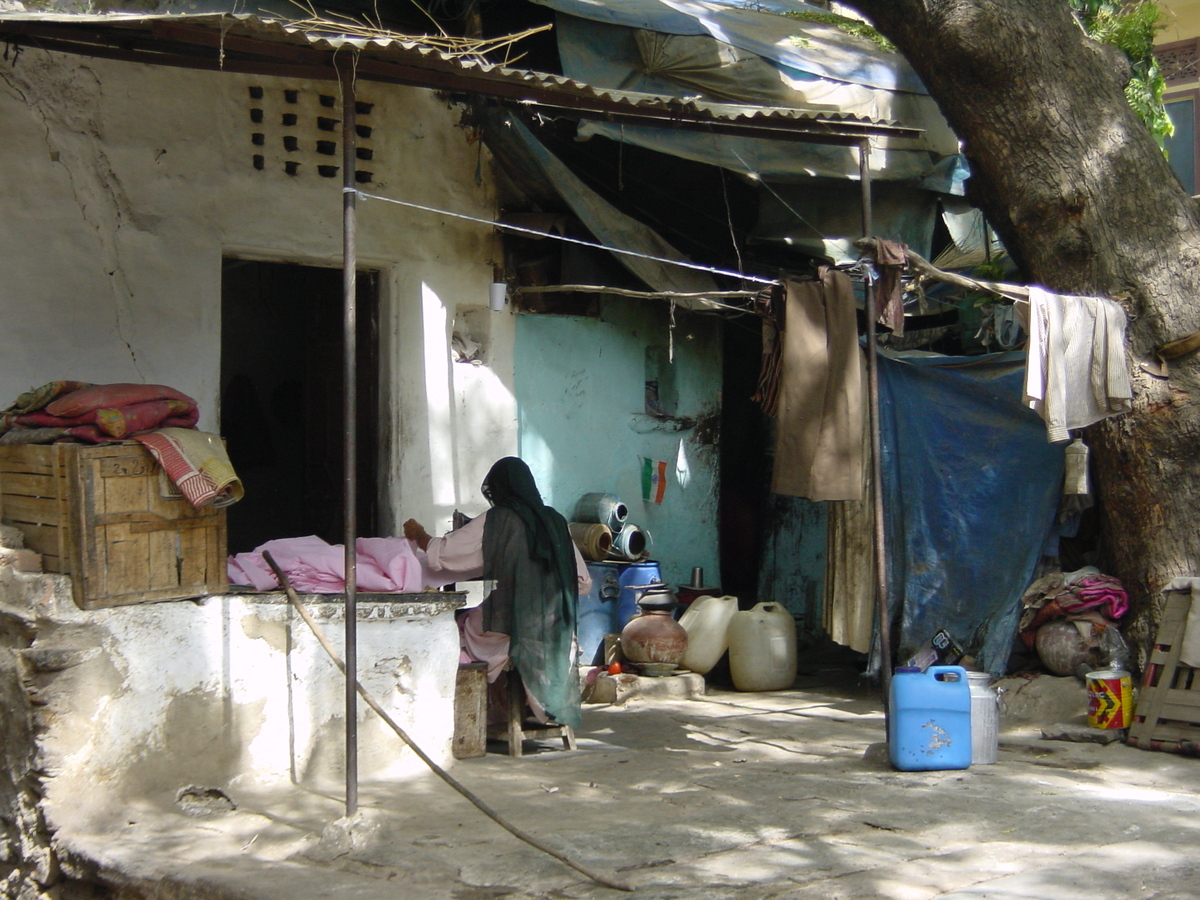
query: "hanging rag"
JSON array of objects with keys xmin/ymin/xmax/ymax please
[
  {"xmin": 871, "ymin": 238, "xmax": 908, "ymax": 336},
  {"xmin": 1018, "ymin": 288, "xmax": 1132, "ymax": 443},
  {"xmin": 771, "ymin": 270, "xmax": 865, "ymax": 502},
  {"xmin": 134, "ymin": 427, "xmax": 244, "ymax": 509}
]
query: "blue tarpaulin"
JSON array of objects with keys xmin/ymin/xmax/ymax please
[{"xmin": 877, "ymin": 352, "xmax": 1065, "ymax": 675}]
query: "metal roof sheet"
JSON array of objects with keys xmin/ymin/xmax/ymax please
[{"xmin": 0, "ymin": 11, "xmax": 920, "ymax": 143}]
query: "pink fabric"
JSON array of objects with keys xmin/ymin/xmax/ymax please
[{"xmin": 228, "ymin": 535, "xmax": 432, "ymax": 592}]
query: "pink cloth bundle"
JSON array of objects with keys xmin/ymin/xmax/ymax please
[{"xmin": 227, "ymin": 535, "xmax": 435, "ymax": 593}]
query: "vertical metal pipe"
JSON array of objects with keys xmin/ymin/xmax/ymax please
[
  {"xmin": 859, "ymin": 140, "xmax": 892, "ymax": 707},
  {"xmin": 340, "ymin": 61, "xmax": 359, "ymax": 818}
]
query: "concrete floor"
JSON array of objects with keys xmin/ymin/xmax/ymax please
[{"xmin": 59, "ymin": 653, "xmax": 1200, "ymax": 900}]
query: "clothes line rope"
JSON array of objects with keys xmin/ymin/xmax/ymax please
[{"xmin": 353, "ymin": 189, "xmax": 777, "ymax": 286}]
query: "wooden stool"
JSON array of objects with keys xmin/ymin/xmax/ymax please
[{"xmin": 487, "ymin": 664, "xmax": 576, "ymax": 757}]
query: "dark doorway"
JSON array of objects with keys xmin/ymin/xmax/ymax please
[{"xmin": 220, "ymin": 259, "xmax": 380, "ymax": 554}]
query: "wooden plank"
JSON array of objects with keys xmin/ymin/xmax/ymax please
[
  {"xmin": 0, "ymin": 471, "xmax": 62, "ymax": 499},
  {"xmin": 3, "ymin": 494, "xmax": 67, "ymax": 528},
  {"xmin": 1129, "ymin": 588, "xmax": 1200, "ymax": 747}
]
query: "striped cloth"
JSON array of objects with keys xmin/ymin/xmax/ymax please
[{"xmin": 134, "ymin": 428, "xmax": 244, "ymax": 509}]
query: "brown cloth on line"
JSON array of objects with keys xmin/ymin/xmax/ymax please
[
  {"xmin": 872, "ymin": 237, "xmax": 907, "ymax": 336},
  {"xmin": 771, "ymin": 270, "xmax": 865, "ymax": 502}
]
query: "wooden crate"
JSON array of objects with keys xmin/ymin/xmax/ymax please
[
  {"xmin": 0, "ymin": 442, "xmax": 227, "ymax": 609},
  {"xmin": 1127, "ymin": 587, "xmax": 1200, "ymax": 755}
]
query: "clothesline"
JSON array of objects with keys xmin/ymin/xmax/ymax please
[{"xmin": 352, "ymin": 188, "xmax": 777, "ymax": 286}]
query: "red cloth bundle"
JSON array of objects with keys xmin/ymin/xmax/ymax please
[{"xmin": 10, "ymin": 384, "xmax": 199, "ymax": 443}]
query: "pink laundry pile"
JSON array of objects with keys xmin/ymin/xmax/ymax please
[{"xmin": 228, "ymin": 535, "xmax": 448, "ymax": 593}]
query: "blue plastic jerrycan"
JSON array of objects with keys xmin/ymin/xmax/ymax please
[{"xmin": 889, "ymin": 665, "xmax": 972, "ymax": 771}]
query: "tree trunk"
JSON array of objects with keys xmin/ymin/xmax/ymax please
[{"xmin": 845, "ymin": 0, "xmax": 1200, "ymax": 661}]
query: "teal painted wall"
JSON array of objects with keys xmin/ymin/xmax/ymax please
[
  {"xmin": 514, "ymin": 298, "xmax": 722, "ymax": 589},
  {"xmin": 758, "ymin": 494, "xmax": 827, "ymax": 632}
]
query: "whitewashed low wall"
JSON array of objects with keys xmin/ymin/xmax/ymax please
[{"xmin": 6, "ymin": 578, "xmax": 462, "ymax": 832}]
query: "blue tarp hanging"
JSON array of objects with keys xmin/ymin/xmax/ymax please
[{"xmin": 877, "ymin": 351, "xmax": 1065, "ymax": 675}]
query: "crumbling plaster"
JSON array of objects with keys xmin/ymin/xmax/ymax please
[{"xmin": 0, "ymin": 48, "xmax": 516, "ymax": 534}]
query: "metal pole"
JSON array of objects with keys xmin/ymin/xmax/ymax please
[
  {"xmin": 859, "ymin": 139, "xmax": 892, "ymax": 706},
  {"xmin": 340, "ymin": 59, "xmax": 359, "ymax": 818}
]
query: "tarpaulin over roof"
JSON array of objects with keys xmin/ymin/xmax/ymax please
[
  {"xmin": 537, "ymin": 0, "xmax": 959, "ymax": 183},
  {"xmin": 531, "ymin": 0, "xmax": 928, "ymax": 93}
]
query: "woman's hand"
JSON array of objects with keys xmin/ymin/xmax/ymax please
[{"xmin": 403, "ymin": 518, "xmax": 432, "ymax": 551}]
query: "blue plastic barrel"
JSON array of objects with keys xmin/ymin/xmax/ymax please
[
  {"xmin": 615, "ymin": 561, "xmax": 662, "ymax": 631},
  {"xmin": 578, "ymin": 562, "xmax": 621, "ymax": 666},
  {"xmin": 888, "ymin": 665, "xmax": 972, "ymax": 771}
]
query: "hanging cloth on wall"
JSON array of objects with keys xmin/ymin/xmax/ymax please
[
  {"xmin": 1017, "ymin": 287, "xmax": 1132, "ymax": 443},
  {"xmin": 770, "ymin": 269, "xmax": 865, "ymax": 502}
]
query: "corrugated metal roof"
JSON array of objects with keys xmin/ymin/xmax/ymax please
[{"xmin": 0, "ymin": 11, "xmax": 920, "ymax": 143}]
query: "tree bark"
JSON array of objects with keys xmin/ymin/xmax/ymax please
[{"xmin": 844, "ymin": 0, "xmax": 1200, "ymax": 661}]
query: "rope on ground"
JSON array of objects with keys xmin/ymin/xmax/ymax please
[{"xmin": 262, "ymin": 552, "xmax": 633, "ymax": 893}]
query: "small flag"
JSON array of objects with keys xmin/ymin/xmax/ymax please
[{"xmin": 641, "ymin": 457, "xmax": 668, "ymax": 504}]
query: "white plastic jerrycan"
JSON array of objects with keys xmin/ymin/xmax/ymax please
[
  {"xmin": 679, "ymin": 594, "xmax": 738, "ymax": 674},
  {"xmin": 728, "ymin": 602, "xmax": 797, "ymax": 691}
]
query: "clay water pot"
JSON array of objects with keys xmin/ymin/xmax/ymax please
[{"xmin": 619, "ymin": 583, "xmax": 688, "ymax": 666}]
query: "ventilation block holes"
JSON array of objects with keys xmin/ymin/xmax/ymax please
[{"xmin": 245, "ymin": 87, "xmax": 378, "ymax": 179}]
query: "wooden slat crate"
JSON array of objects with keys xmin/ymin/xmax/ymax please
[
  {"xmin": 1127, "ymin": 586, "xmax": 1200, "ymax": 755},
  {"xmin": 0, "ymin": 442, "xmax": 227, "ymax": 609}
]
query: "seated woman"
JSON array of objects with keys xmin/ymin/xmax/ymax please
[{"xmin": 404, "ymin": 457, "xmax": 590, "ymax": 729}]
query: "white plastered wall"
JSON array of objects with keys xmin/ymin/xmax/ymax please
[{"xmin": 0, "ymin": 47, "xmax": 518, "ymax": 534}]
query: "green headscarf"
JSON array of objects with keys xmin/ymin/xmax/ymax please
[{"xmin": 480, "ymin": 457, "xmax": 581, "ymax": 728}]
